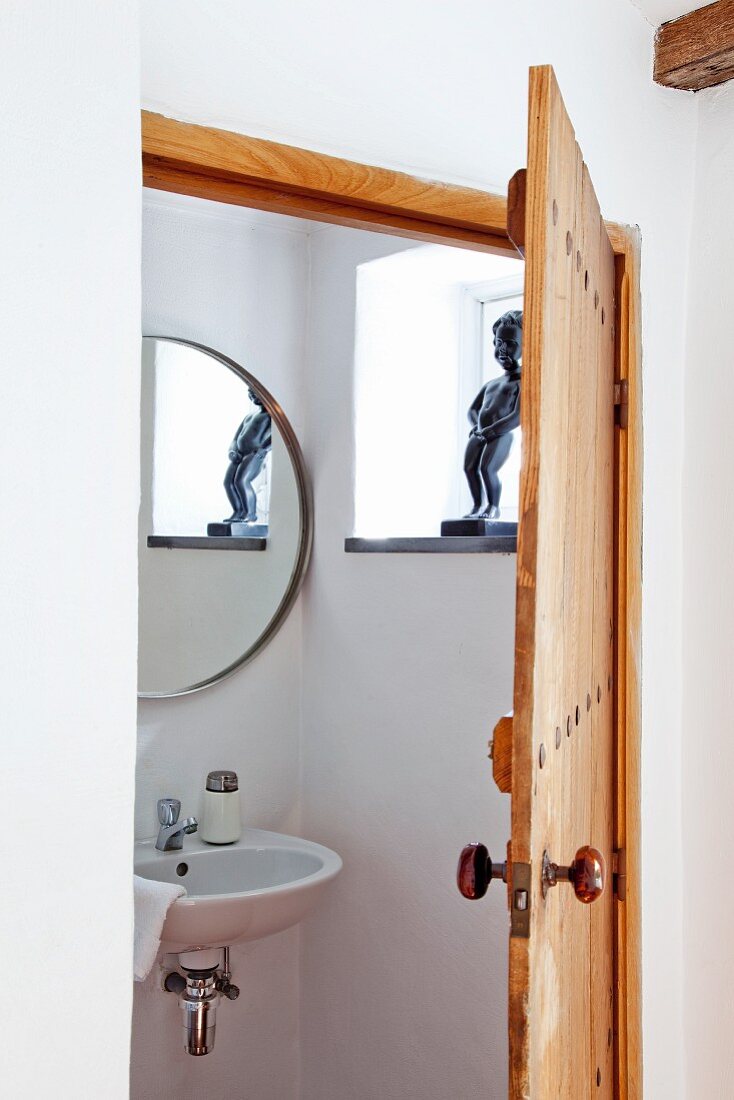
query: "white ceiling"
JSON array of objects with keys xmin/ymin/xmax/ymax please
[{"xmin": 631, "ymin": 0, "xmax": 706, "ymax": 25}]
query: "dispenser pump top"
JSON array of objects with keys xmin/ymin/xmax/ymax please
[{"xmin": 206, "ymin": 769, "xmax": 239, "ymax": 793}]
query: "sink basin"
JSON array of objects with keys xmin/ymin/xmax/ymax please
[{"xmin": 134, "ymin": 828, "xmax": 342, "ymax": 951}]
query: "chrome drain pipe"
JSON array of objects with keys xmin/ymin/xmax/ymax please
[
  {"xmin": 163, "ymin": 948, "xmax": 239, "ymax": 1056},
  {"xmin": 178, "ymin": 967, "xmax": 219, "ymax": 1056}
]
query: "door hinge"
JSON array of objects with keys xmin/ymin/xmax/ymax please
[
  {"xmin": 614, "ymin": 380, "xmax": 629, "ymax": 429},
  {"xmin": 510, "ymin": 861, "xmax": 531, "ymax": 937},
  {"xmin": 612, "ymin": 848, "xmax": 627, "ymax": 901}
]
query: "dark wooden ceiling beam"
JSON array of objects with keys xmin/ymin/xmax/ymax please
[{"xmin": 654, "ymin": 0, "xmax": 734, "ymax": 91}]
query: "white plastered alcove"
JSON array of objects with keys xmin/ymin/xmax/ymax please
[
  {"xmin": 133, "ymin": 189, "xmax": 517, "ymax": 1099},
  {"xmin": 353, "ymin": 245, "xmax": 524, "ymax": 537}
]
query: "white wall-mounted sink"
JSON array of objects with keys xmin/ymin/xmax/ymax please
[{"xmin": 134, "ymin": 828, "xmax": 342, "ymax": 951}]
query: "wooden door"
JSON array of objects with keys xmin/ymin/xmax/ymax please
[{"xmin": 509, "ymin": 65, "xmax": 617, "ymax": 1098}]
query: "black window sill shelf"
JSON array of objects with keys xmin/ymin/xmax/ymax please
[
  {"xmin": 147, "ymin": 535, "xmax": 267, "ymax": 551},
  {"xmin": 344, "ymin": 536, "xmax": 516, "ymax": 554}
]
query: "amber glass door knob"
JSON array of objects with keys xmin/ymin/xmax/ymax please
[
  {"xmin": 457, "ymin": 842, "xmax": 506, "ymax": 899},
  {"xmin": 542, "ymin": 845, "xmax": 606, "ymax": 903}
]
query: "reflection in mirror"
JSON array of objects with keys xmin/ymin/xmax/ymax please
[
  {"xmin": 138, "ymin": 338, "xmax": 311, "ymax": 698},
  {"xmin": 209, "ymin": 385, "xmax": 272, "ymax": 538}
]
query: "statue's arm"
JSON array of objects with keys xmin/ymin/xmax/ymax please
[
  {"xmin": 251, "ymin": 414, "xmax": 271, "ymax": 452},
  {"xmin": 229, "ymin": 418, "xmax": 248, "ymax": 455},
  {"xmin": 481, "ymin": 393, "xmax": 520, "ymax": 440},
  {"xmin": 467, "ymin": 387, "xmax": 485, "ymax": 425}
]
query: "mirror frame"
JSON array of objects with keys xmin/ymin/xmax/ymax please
[{"xmin": 138, "ymin": 336, "xmax": 314, "ymax": 699}]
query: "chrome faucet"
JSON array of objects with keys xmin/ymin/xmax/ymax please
[{"xmin": 156, "ymin": 798, "xmax": 198, "ymax": 852}]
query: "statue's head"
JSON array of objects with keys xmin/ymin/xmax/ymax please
[
  {"xmin": 492, "ymin": 309, "xmax": 523, "ymax": 372},
  {"xmin": 248, "ymin": 387, "xmax": 264, "ymax": 408}
]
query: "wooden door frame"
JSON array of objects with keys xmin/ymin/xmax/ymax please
[{"xmin": 141, "ymin": 110, "xmax": 642, "ymax": 1097}]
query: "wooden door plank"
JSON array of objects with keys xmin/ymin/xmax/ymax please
[
  {"xmin": 654, "ymin": 0, "xmax": 734, "ymax": 91},
  {"xmin": 510, "ymin": 66, "xmax": 617, "ymax": 1099},
  {"xmin": 510, "ymin": 63, "xmax": 582, "ymax": 1096}
]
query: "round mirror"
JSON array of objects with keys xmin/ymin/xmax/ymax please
[{"xmin": 138, "ymin": 337, "xmax": 312, "ymax": 697}]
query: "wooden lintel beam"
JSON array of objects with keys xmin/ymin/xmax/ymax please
[
  {"xmin": 143, "ymin": 159, "xmax": 514, "ymax": 255},
  {"xmin": 141, "ymin": 110, "xmax": 629, "ymax": 259},
  {"xmin": 141, "ymin": 110, "xmax": 515, "ymax": 254},
  {"xmin": 654, "ymin": 0, "xmax": 734, "ymax": 91}
]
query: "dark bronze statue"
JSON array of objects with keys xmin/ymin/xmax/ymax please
[
  {"xmin": 208, "ymin": 388, "xmax": 271, "ymax": 536},
  {"xmin": 464, "ymin": 309, "xmax": 522, "ymax": 518},
  {"xmin": 441, "ymin": 309, "xmax": 522, "ymax": 536}
]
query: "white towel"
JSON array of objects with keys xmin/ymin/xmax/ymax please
[{"xmin": 134, "ymin": 874, "xmax": 186, "ymax": 981}]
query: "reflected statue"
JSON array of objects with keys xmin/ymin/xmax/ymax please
[
  {"xmin": 208, "ymin": 388, "xmax": 271, "ymax": 536},
  {"xmin": 441, "ymin": 309, "xmax": 522, "ymax": 536},
  {"xmin": 224, "ymin": 389, "xmax": 272, "ymax": 522}
]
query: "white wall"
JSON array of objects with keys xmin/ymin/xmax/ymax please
[
  {"xmin": 301, "ymin": 225, "xmax": 516, "ymax": 1099},
  {"xmin": 132, "ymin": 195, "xmax": 309, "ymax": 1100},
  {"xmin": 142, "ymin": 3, "xmax": 698, "ymax": 1094},
  {"xmin": 0, "ymin": 3, "xmax": 141, "ymax": 1098},
  {"xmin": 681, "ymin": 81, "xmax": 734, "ymax": 1100}
]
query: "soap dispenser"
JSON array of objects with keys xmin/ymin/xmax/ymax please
[{"xmin": 201, "ymin": 770, "xmax": 241, "ymax": 845}]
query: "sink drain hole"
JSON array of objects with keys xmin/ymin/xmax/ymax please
[{"xmin": 176, "ymin": 862, "xmax": 189, "ymax": 877}]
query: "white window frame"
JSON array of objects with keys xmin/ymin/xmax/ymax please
[{"xmin": 459, "ymin": 273, "xmax": 525, "ymax": 422}]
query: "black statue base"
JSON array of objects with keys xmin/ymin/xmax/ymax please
[
  {"xmin": 441, "ymin": 517, "xmax": 518, "ymax": 537},
  {"xmin": 207, "ymin": 521, "xmax": 269, "ymax": 538}
]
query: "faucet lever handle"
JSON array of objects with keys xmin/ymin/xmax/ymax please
[{"xmin": 158, "ymin": 798, "xmax": 181, "ymax": 826}]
